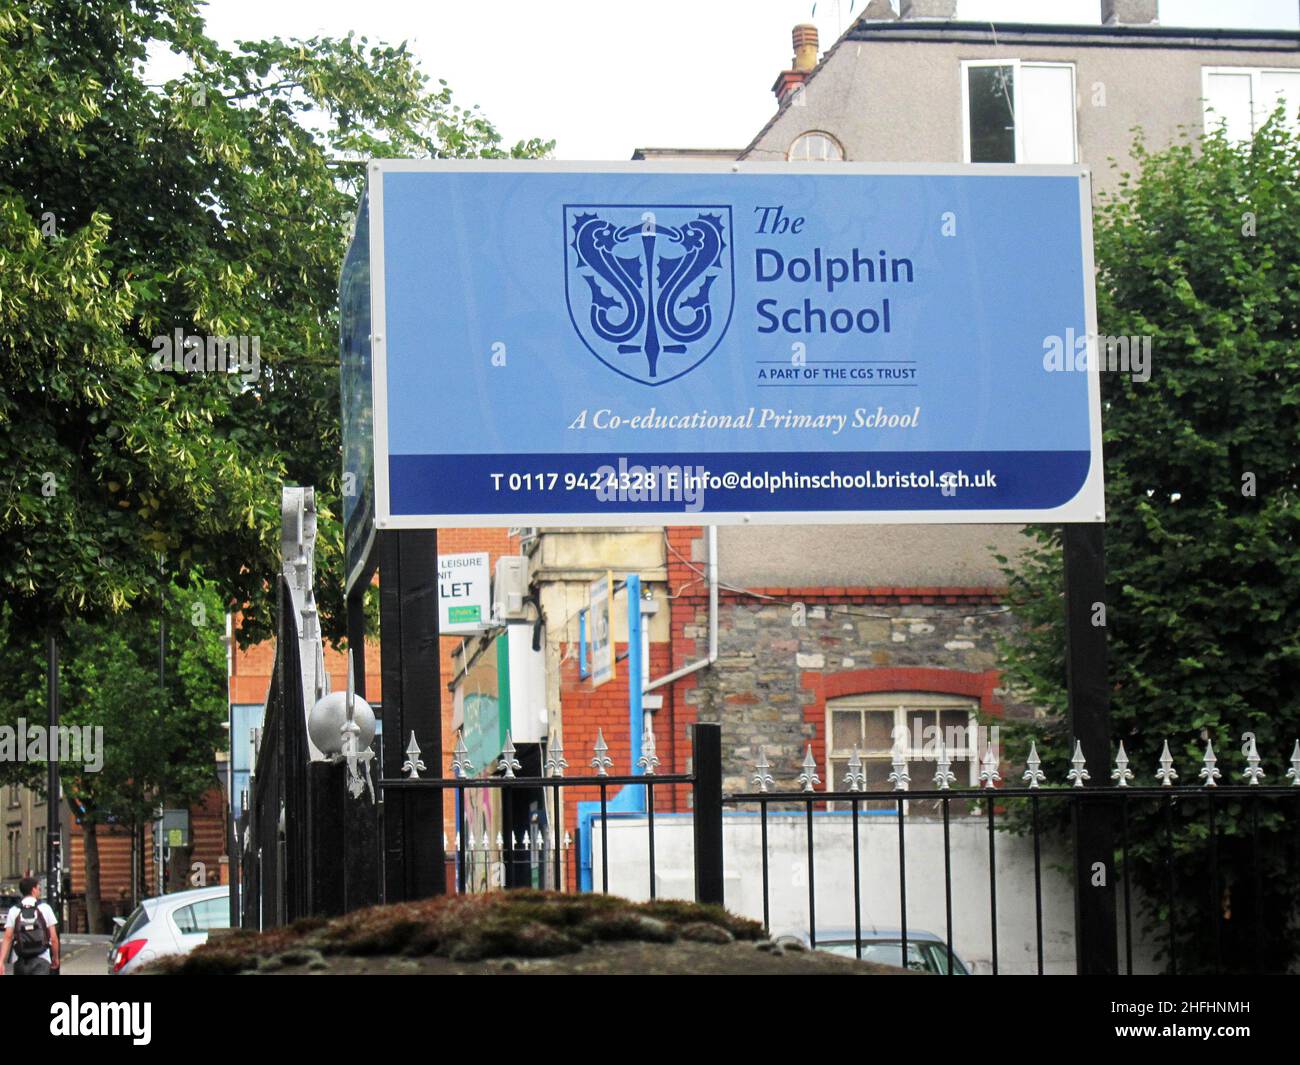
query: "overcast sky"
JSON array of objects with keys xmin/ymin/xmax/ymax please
[{"xmin": 165, "ymin": 0, "xmax": 1299, "ymax": 159}]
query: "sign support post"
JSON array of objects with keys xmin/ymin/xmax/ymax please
[
  {"xmin": 1063, "ymin": 522, "xmax": 1117, "ymax": 974},
  {"xmin": 378, "ymin": 529, "xmax": 445, "ymax": 901}
]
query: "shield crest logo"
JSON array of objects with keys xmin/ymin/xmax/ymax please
[{"xmin": 564, "ymin": 205, "xmax": 734, "ymax": 386}]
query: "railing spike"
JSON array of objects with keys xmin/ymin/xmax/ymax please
[
  {"xmin": 844, "ymin": 745, "xmax": 866, "ymax": 793},
  {"xmin": 498, "ymin": 731, "xmax": 522, "ymax": 778},
  {"xmin": 1242, "ymin": 733, "xmax": 1265, "ymax": 785},
  {"xmin": 752, "ymin": 746, "xmax": 775, "ymax": 794},
  {"xmin": 1155, "ymin": 739, "xmax": 1178, "ymax": 787},
  {"xmin": 1067, "ymin": 739, "xmax": 1089, "ymax": 788},
  {"xmin": 1111, "ymin": 741, "xmax": 1133, "ymax": 787},
  {"xmin": 979, "ymin": 747, "xmax": 1001, "ymax": 790},
  {"xmin": 452, "ymin": 733, "xmax": 475, "ymax": 778},
  {"xmin": 888, "ymin": 742, "xmax": 910, "ymax": 792},
  {"xmin": 545, "ymin": 733, "xmax": 568, "ymax": 778},
  {"xmin": 1287, "ymin": 740, "xmax": 1300, "ymax": 787},
  {"xmin": 638, "ymin": 717, "xmax": 660, "ymax": 775},
  {"xmin": 591, "ymin": 728, "xmax": 613, "ymax": 777},
  {"xmin": 797, "ymin": 744, "xmax": 821, "ymax": 793},
  {"xmin": 1023, "ymin": 741, "xmax": 1046, "ymax": 789},
  {"xmin": 935, "ymin": 734, "xmax": 956, "ymax": 791},
  {"xmin": 401, "ymin": 731, "xmax": 426, "ymax": 779},
  {"xmin": 1199, "ymin": 738, "xmax": 1221, "ymax": 787}
]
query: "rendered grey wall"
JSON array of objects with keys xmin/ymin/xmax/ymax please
[{"xmin": 744, "ymin": 36, "xmax": 1300, "ymax": 193}]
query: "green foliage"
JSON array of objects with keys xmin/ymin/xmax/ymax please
[
  {"xmin": 997, "ymin": 111, "xmax": 1300, "ymax": 973},
  {"xmin": 0, "ymin": 575, "xmax": 228, "ymax": 824},
  {"xmin": 0, "ymin": 0, "xmax": 552, "ymax": 648}
]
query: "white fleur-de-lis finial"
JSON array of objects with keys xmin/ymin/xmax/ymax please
[
  {"xmin": 451, "ymin": 733, "xmax": 475, "ymax": 778},
  {"xmin": 1199, "ymin": 739, "xmax": 1221, "ymax": 787},
  {"xmin": 1111, "ymin": 741, "xmax": 1133, "ymax": 787},
  {"xmin": 498, "ymin": 731, "xmax": 522, "ymax": 778},
  {"xmin": 402, "ymin": 731, "xmax": 426, "ymax": 779},
  {"xmin": 1067, "ymin": 740, "xmax": 1089, "ymax": 788},
  {"xmin": 979, "ymin": 747, "xmax": 1001, "ymax": 790},
  {"xmin": 888, "ymin": 744, "xmax": 910, "ymax": 792},
  {"xmin": 638, "ymin": 718, "xmax": 660, "ymax": 775},
  {"xmin": 1287, "ymin": 740, "xmax": 1300, "ymax": 787},
  {"xmin": 1156, "ymin": 740, "xmax": 1178, "ymax": 787},
  {"xmin": 591, "ymin": 729, "xmax": 613, "ymax": 777},
  {"xmin": 933, "ymin": 734, "xmax": 956, "ymax": 790},
  {"xmin": 1023, "ymin": 741, "xmax": 1046, "ymax": 789},
  {"xmin": 797, "ymin": 744, "xmax": 821, "ymax": 793},
  {"xmin": 753, "ymin": 746, "xmax": 775, "ymax": 793},
  {"xmin": 844, "ymin": 745, "xmax": 866, "ymax": 793},
  {"xmin": 1242, "ymin": 734, "xmax": 1265, "ymax": 786},
  {"xmin": 545, "ymin": 733, "xmax": 568, "ymax": 778}
]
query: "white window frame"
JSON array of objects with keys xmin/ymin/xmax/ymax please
[
  {"xmin": 826, "ymin": 691, "xmax": 981, "ymax": 813},
  {"xmin": 787, "ymin": 130, "xmax": 845, "ymax": 162},
  {"xmin": 1201, "ymin": 66, "xmax": 1300, "ymax": 137},
  {"xmin": 960, "ymin": 58, "xmax": 1079, "ymax": 165}
]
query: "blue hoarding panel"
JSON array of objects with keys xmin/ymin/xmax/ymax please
[{"xmin": 359, "ymin": 162, "xmax": 1103, "ymax": 526}]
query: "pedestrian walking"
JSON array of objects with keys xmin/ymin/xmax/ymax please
[{"xmin": 1, "ymin": 877, "xmax": 60, "ymax": 975}]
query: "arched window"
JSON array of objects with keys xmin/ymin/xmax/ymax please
[{"xmin": 787, "ymin": 131, "xmax": 844, "ymax": 162}]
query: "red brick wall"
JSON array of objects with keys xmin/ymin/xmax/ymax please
[{"xmin": 555, "ymin": 638, "xmax": 680, "ymax": 890}]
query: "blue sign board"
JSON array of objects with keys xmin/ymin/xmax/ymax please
[{"xmin": 342, "ymin": 161, "xmax": 1103, "ymax": 531}]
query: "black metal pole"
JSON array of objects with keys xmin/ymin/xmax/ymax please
[
  {"xmin": 346, "ymin": 589, "xmax": 367, "ymax": 701},
  {"xmin": 377, "ymin": 529, "xmax": 445, "ymax": 901},
  {"xmin": 691, "ymin": 723, "xmax": 724, "ymax": 906},
  {"xmin": 45, "ymin": 632, "xmax": 61, "ymax": 923},
  {"xmin": 1062, "ymin": 522, "xmax": 1118, "ymax": 975}
]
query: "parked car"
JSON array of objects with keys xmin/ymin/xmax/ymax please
[
  {"xmin": 107, "ymin": 885, "xmax": 230, "ymax": 974},
  {"xmin": 775, "ymin": 928, "xmax": 971, "ymax": 974}
]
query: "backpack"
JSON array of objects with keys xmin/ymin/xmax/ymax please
[{"xmin": 13, "ymin": 901, "xmax": 49, "ymax": 959}]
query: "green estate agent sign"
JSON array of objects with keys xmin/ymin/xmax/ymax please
[{"xmin": 340, "ymin": 160, "xmax": 1103, "ymax": 544}]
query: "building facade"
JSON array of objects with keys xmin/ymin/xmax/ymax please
[{"xmin": 444, "ymin": 0, "xmax": 1300, "ymax": 892}]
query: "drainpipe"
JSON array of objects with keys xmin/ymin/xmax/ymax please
[{"xmin": 645, "ymin": 526, "xmax": 718, "ymax": 692}]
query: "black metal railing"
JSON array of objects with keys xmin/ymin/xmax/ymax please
[
  {"xmin": 375, "ymin": 723, "xmax": 1298, "ymax": 974},
  {"xmin": 723, "ymin": 768, "xmax": 1300, "ymax": 975},
  {"xmin": 380, "ymin": 770, "xmax": 696, "ymax": 899}
]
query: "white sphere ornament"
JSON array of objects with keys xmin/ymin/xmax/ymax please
[{"xmin": 308, "ymin": 691, "xmax": 376, "ymax": 755}]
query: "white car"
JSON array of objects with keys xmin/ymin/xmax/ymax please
[{"xmin": 107, "ymin": 885, "xmax": 231, "ymax": 974}]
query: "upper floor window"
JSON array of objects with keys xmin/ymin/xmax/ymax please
[
  {"xmin": 788, "ymin": 131, "xmax": 844, "ymax": 162},
  {"xmin": 6, "ymin": 829, "xmax": 20, "ymax": 878},
  {"xmin": 1202, "ymin": 67, "xmax": 1300, "ymax": 141},
  {"xmin": 963, "ymin": 60, "xmax": 1077, "ymax": 164}
]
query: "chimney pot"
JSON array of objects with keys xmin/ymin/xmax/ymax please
[
  {"xmin": 1101, "ymin": 0, "xmax": 1158, "ymax": 24},
  {"xmin": 791, "ymin": 23, "xmax": 819, "ymax": 73}
]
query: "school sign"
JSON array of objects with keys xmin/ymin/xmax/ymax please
[{"xmin": 341, "ymin": 161, "xmax": 1103, "ymax": 583}]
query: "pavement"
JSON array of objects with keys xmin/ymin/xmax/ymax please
[{"xmin": 2, "ymin": 934, "xmax": 112, "ymax": 976}]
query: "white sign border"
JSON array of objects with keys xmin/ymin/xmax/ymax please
[{"xmin": 364, "ymin": 159, "xmax": 1103, "ymax": 528}]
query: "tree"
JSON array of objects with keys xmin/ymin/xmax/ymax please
[
  {"xmin": 0, "ymin": 0, "xmax": 552, "ymax": 650},
  {"xmin": 0, "ymin": 0, "xmax": 551, "ymax": 926},
  {"xmin": 997, "ymin": 111, "xmax": 1300, "ymax": 973},
  {"xmin": 0, "ymin": 575, "xmax": 227, "ymax": 930}
]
